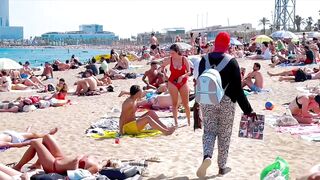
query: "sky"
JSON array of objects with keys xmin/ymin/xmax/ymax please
[{"xmin": 8, "ymin": 0, "xmax": 320, "ymax": 38}]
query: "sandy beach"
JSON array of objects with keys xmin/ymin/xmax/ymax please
[{"xmin": 0, "ymin": 59, "xmax": 320, "ymax": 179}]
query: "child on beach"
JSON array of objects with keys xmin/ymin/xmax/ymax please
[{"xmin": 119, "ymin": 85, "xmax": 175, "ymax": 135}]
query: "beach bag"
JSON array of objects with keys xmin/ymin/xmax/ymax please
[
  {"xmin": 260, "ymin": 157, "xmax": 290, "ymax": 180},
  {"xmin": 238, "ymin": 113, "xmax": 265, "ymax": 140},
  {"xmin": 195, "ymin": 54, "xmax": 231, "ymax": 105},
  {"xmin": 294, "ymin": 69, "xmax": 307, "ymax": 82}
]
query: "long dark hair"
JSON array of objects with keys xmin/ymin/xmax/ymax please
[{"xmin": 169, "ymin": 44, "xmax": 182, "ymax": 55}]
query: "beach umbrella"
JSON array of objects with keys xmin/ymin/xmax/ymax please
[
  {"xmin": 175, "ymin": 42, "xmax": 192, "ymax": 51},
  {"xmin": 0, "ymin": 58, "xmax": 22, "ymax": 70},
  {"xmin": 253, "ymin": 35, "xmax": 273, "ymax": 43},
  {"xmin": 271, "ymin": 30, "xmax": 298, "ymax": 40},
  {"xmin": 230, "ymin": 38, "xmax": 243, "ymax": 46}
]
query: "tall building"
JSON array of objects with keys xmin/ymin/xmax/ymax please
[
  {"xmin": 0, "ymin": 0, "xmax": 10, "ymax": 27},
  {"xmin": 41, "ymin": 24, "xmax": 118, "ymax": 45},
  {"xmin": 0, "ymin": 0, "xmax": 24, "ymax": 40},
  {"xmin": 79, "ymin": 24, "xmax": 103, "ymax": 34}
]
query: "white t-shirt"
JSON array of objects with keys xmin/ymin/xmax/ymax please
[
  {"xmin": 263, "ymin": 48, "xmax": 272, "ymax": 60},
  {"xmin": 0, "ymin": 76, "xmax": 12, "ymax": 92},
  {"xmin": 188, "ymin": 55, "xmax": 202, "ymax": 79}
]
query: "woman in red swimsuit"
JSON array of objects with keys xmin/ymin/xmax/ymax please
[
  {"xmin": 161, "ymin": 44, "xmax": 191, "ymax": 126},
  {"xmin": 13, "ymin": 135, "xmax": 104, "ymax": 174}
]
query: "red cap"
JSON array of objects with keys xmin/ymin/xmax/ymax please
[{"xmin": 214, "ymin": 32, "xmax": 230, "ymax": 53}]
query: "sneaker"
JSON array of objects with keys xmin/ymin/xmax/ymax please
[{"xmin": 196, "ymin": 158, "xmax": 212, "ymax": 178}]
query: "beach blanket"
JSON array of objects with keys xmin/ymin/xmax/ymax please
[
  {"xmin": 244, "ymin": 88, "xmax": 272, "ymax": 95},
  {"xmin": 86, "ymin": 115, "xmax": 187, "ymax": 139},
  {"xmin": 277, "ymin": 62, "xmax": 306, "ymax": 67},
  {"xmin": 276, "ymin": 124, "xmax": 320, "ymax": 142},
  {"xmin": 296, "ymin": 86, "xmax": 320, "ymax": 94}
]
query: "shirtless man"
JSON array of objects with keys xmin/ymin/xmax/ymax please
[
  {"xmin": 142, "ymin": 61, "xmax": 164, "ymax": 89},
  {"xmin": 75, "ymin": 70, "xmax": 98, "ymax": 95},
  {"xmin": 242, "ymin": 63, "xmax": 264, "ymax": 92},
  {"xmin": 150, "ymin": 33, "xmax": 159, "ymax": 53},
  {"xmin": 40, "ymin": 62, "xmax": 53, "ymax": 80},
  {"xmin": 114, "ymin": 54, "xmax": 129, "ymax": 70},
  {"xmin": 119, "ymin": 85, "xmax": 175, "ymax": 135}
]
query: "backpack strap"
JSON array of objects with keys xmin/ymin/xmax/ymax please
[
  {"xmin": 215, "ymin": 54, "xmax": 232, "ymax": 72},
  {"xmin": 203, "ymin": 54, "xmax": 211, "ymax": 69}
]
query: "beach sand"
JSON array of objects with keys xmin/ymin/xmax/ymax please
[{"xmin": 0, "ymin": 59, "xmax": 320, "ymax": 179}]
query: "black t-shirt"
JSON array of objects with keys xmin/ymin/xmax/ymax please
[{"xmin": 198, "ymin": 52, "xmax": 253, "ymax": 114}]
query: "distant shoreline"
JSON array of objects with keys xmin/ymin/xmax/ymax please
[{"xmin": 0, "ymin": 45, "xmax": 111, "ymax": 50}]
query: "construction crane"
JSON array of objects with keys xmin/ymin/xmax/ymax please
[{"xmin": 273, "ymin": 0, "xmax": 296, "ymax": 30}]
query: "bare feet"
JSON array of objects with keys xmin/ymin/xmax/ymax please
[
  {"xmin": 48, "ymin": 127, "xmax": 58, "ymax": 135},
  {"xmin": 29, "ymin": 162, "xmax": 42, "ymax": 170}
]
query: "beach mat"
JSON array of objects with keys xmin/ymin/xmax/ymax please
[
  {"xmin": 276, "ymin": 124, "xmax": 320, "ymax": 142},
  {"xmin": 86, "ymin": 115, "xmax": 187, "ymax": 139}
]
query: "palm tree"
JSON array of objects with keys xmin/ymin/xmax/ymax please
[
  {"xmin": 259, "ymin": 17, "xmax": 270, "ymax": 34},
  {"xmin": 305, "ymin": 17, "xmax": 313, "ymax": 31},
  {"xmin": 294, "ymin": 15, "xmax": 305, "ymax": 32}
]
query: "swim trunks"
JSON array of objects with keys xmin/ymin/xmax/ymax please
[
  {"xmin": 250, "ymin": 84, "xmax": 262, "ymax": 92},
  {"xmin": 123, "ymin": 121, "xmax": 141, "ymax": 135}
]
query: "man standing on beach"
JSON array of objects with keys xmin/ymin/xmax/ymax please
[
  {"xmin": 196, "ymin": 32, "xmax": 254, "ymax": 177},
  {"xmin": 119, "ymin": 85, "xmax": 175, "ymax": 136},
  {"xmin": 150, "ymin": 32, "xmax": 159, "ymax": 54}
]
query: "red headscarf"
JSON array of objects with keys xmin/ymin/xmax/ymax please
[{"xmin": 214, "ymin": 32, "xmax": 230, "ymax": 53}]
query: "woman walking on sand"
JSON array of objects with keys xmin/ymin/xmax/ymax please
[{"xmin": 161, "ymin": 44, "xmax": 191, "ymax": 127}]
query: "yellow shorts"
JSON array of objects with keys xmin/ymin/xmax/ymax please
[{"xmin": 123, "ymin": 121, "xmax": 141, "ymax": 135}]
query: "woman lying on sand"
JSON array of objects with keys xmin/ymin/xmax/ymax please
[
  {"xmin": 0, "ymin": 163, "xmax": 42, "ymax": 180},
  {"xmin": 0, "ymin": 127, "xmax": 58, "ymax": 149},
  {"xmin": 13, "ymin": 135, "xmax": 106, "ymax": 175},
  {"xmin": 289, "ymin": 94, "xmax": 320, "ymax": 124}
]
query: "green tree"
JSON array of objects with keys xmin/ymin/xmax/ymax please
[
  {"xmin": 305, "ymin": 17, "xmax": 313, "ymax": 31},
  {"xmin": 259, "ymin": 17, "xmax": 270, "ymax": 34},
  {"xmin": 294, "ymin": 15, "xmax": 305, "ymax": 32}
]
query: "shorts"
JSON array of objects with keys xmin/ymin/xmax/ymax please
[
  {"xmin": 250, "ymin": 84, "xmax": 262, "ymax": 92},
  {"xmin": 2, "ymin": 131, "xmax": 25, "ymax": 143},
  {"xmin": 123, "ymin": 121, "xmax": 141, "ymax": 135},
  {"xmin": 150, "ymin": 44, "xmax": 158, "ymax": 50},
  {"xmin": 291, "ymin": 69, "xmax": 298, "ymax": 76}
]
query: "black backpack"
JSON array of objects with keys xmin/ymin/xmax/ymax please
[{"xmin": 294, "ymin": 69, "xmax": 307, "ymax": 82}]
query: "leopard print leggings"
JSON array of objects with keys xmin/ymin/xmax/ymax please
[{"xmin": 200, "ymin": 96, "xmax": 235, "ymax": 169}]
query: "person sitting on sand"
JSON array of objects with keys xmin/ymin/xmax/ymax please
[
  {"xmin": 75, "ymin": 69, "xmax": 98, "ymax": 95},
  {"xmin": 142, "ymin": 61, "xmax": 165, "ymax": 90},
  {"xmin": 20, "ymin": 61, "xmax": 33, "ymax": 79},
  {"xmin": 0, "ymin": 70, "xmax": 12, "ymax": 92},
  {"xmin": 39, "ymin": 62, "xmax": 53, "ymax": 80},
  {"xmin": 49, "ymin": 78, "xmax": 68, "ymax": 100},
  {"xmin": 0, "ymin": 127, "xmax": 58, "ymax": 149},
  {"xmin": 114, "ymin": 53, "xmax": 129, "ymax": 70},
  {"xmin": 242, "ymin": 63, "xmax": 263, "ymax": 92},
  {"xmin": 248, "ymin": 42, "xmax": 272, "ymax": 60},
  {"xmin": 119, "ymin": 85, "xmax": 175, "ymax": 135},
  {"xmin": 85, "ymin": 58, "xmax": 99, "ymax": 76},
  {"xmin": 13, "ymin": 134, "xmax": 106, "ymax": 175},
  {"xmin": 289, "ymin": 94, "xmax": 320, "ymax": 124}
]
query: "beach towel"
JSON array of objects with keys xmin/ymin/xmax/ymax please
[
  {"xmin": 86, "ymin": 115, "xmax": 186, "ymax": 139},
  {"xmin": 276, "ymin": 124, "xmax": 320, "ymax": 142}
]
